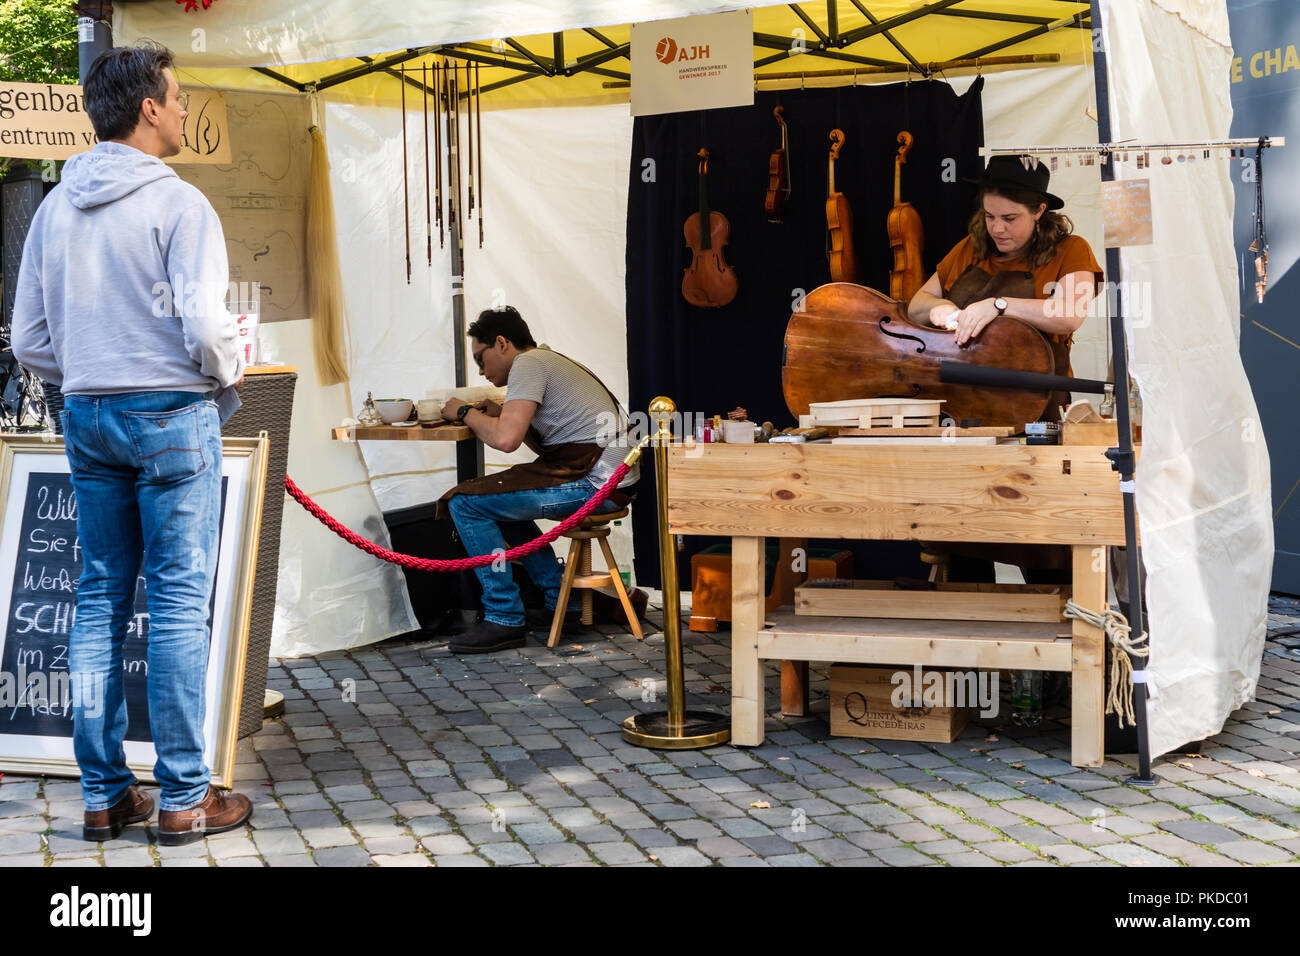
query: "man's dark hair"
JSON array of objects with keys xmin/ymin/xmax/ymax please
[
  {"xmin": 467, "ymin": 306, "xmax": 536, "ymax": 349},
  {"xmin": 83, "ymin": 43, "xmax": 176, "ymax": 142}
]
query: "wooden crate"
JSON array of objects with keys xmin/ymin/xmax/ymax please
[
  {"xmin": 829, "ymin": 664, "xmax": 970, "ymax": 742},
  {"xmin": 796, "ymin": 580, "xmax": 1068, "ymax": 622}
]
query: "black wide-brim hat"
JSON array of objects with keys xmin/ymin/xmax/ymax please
[{"xmin": 965, "ymin": 154, "xmax": 1064, "ymax": 210}]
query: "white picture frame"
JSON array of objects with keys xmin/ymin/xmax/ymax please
[{"xmin": 0, "ymin": 435, "xmax": 268, "ymax": 787}]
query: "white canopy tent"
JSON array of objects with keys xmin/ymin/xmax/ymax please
[{"xmin": 113, "ymin": 0, "xmax": 1271, "ymax": 759}]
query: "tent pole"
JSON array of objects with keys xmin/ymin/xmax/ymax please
[
  {"xmin": 1089, "ymin": 0, "xmax": 1155, "ymax": 787},
  {"xmin": 76, "ymin": 2, "xmax": 113, "ymax": 82}
]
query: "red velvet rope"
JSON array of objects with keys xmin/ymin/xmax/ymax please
[{"xmin": 284, "ymin": 463, "xmax": 633, "ymax": 572}]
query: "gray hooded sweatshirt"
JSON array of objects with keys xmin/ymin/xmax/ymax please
[{"xmin": 12, "ymin": 141, "xmax": 244, "ymax": 410}]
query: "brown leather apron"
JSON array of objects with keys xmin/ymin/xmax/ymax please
[
  {"xmin": 435, "ymin": 350, "xmax": 637, "ymax": 520},
  {"xmin": 944, "ymin": 264, "xmax": 1072, "ymax": 422},
  {"xmin": 934, "ymin": 265, "xmax": 1071, "ymax": 576}
]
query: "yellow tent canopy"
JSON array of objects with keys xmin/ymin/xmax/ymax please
[{"xmin": 117, "ymin": 0, "xmax": 1094, "ymax": 107}]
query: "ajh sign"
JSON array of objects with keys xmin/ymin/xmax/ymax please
[{"xmin": 630, "ymin": 10, "xmax": 754, "ymax": 117}]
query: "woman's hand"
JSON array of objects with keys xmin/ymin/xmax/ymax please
[
  {"xmin": 929, "ymin": 303, "xmax": 960, "ymax": 330},
  {"xmin": 952, "ymin": 298, "xmax": 1000, "ymax": 347}
]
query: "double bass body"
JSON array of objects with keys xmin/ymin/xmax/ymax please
[{"xmin": 782, "ymin": 283, "xmax": 1055, "ymax": 425}]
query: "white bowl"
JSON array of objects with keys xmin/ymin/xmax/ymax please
[{"xmin": 374, "ymin": 398, "xmax": 413, "ymax": 424}]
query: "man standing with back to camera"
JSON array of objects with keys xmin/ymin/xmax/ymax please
[{"xmin": 12, "ymin": 43, "xmax": 250, "ymax": 845}]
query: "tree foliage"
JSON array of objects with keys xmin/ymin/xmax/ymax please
[
  {"xmin": 0, "ymin": 0, "xmax": 79, "ymax": 85},
  {"xmin": 0, "ymin": 1, "xmax": 79, "ymax": 175}
]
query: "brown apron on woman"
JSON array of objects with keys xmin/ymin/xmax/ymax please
[{"xmin": 931, "ymin": 265, "xmax": 1072, "ymax": 578}]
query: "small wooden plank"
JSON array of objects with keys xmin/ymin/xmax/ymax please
[
  {"xmin": 731, "ymin": 537, "xmax": 767, "ymax": 746},
  {"xmin": 756, "ymin": 609, "xmax": 1074, "ymax": 671},
  {"xmin": 1071, "ymin": 544, "xmax": 1107, "ymax": 767},
  {"xmin": 245, "ymin": 364, "xmax": 298, "ymax": 375},
  {"xmin": 333, "ymin": 423, "xmax": 473, "ymax": 442},
  {"xmin": 862, "ymin": 413, "xmax": 940, "ymax": 429},
  {"xmin": 836, "ymin": 426, "xmax": 1016, "ymax": 437},
  {"xmin": 831, "ymin": 436, "xmax": 1000, "ymax": 446},
  {"xmin": 1062, "ymin": 422, "xmax": 1142, "ymax": 446},
  {"xmin": 795, "ymin": 581, "xmax": 1067, "ymax": 622}
]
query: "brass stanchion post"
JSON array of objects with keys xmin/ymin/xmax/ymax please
[{"xmin": 622, "ymin": 397, "xmax": 730, "ymax": 750}]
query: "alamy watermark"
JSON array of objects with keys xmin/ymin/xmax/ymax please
[
  {"xmin": 890, "ymin": 665, "xmax": 999, "ymax": 719},
  {"xmin": 0, "ymin": 665, "xmax": 105, "ymax": 719},
  {"xmin": 151, "ymin": 275, "xmax": 261, "ymax": 319}
]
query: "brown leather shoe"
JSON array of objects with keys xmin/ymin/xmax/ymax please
[
  {"xmin": 83, "ymin": 785, "xmax": 154, "ymax": 842},
  {"xmin": 157, "ymin": 786, "xmax": 253, "ymax": 846}
]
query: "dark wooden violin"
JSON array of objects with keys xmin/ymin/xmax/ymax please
[
  {"xmin": 765, "ymin": 106, "xmax": 790, "ymax": 223},
  {"xmin": 887, "ymin": 131, "xmax": 926, "ymax": 302},
  {"xmin": 782, "ymin": 283, "xmax": 1054, "ymax": 424},
  {"xmin": 682, "ymin": 147, "xmax": 739, "ymax": 309},
  {"xmin": 825, "ymin": 129, "xmax": 859, "ymax": 284}
]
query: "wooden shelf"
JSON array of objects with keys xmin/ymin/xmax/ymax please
[
  {"xmin": 757, "ymin": 608, "xmax": 1074, "ymax": 671},
  {"xmin": 332, "ymin": 423, "xmax": 472, "ymax": 442}
]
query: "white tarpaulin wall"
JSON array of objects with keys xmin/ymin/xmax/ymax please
[{"xmin": 1101, "ymin": 0, "xmax": 1272, "ymax": 757}]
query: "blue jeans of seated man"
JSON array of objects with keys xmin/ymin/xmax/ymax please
[
  {"xmin": 61, "ymin": 391, "xmax": 223, "ymax": 813},
  {"xmin": 447, "ymin": 479, "xmax": 622, "ymax": 627}
]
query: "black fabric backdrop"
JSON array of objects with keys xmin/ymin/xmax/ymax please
[{"xmin": 625, "ymin": 79, "xmax": 985, "ymax": 588}]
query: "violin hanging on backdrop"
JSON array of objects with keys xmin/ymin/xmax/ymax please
[
  {"xmin": 765, "ymin": 106, "xmax": 790, "ymax": 223},
  {"xmin": 682, "ymin": 147, "xmax": 739, "ymax": 309},
  {"xmin": 825, "ymin": 129, "xmax": 860, "ymax": 284},
  {"xmin": 781, "ymin": 283, "xmax": 1055, "ymax": 425},
  {"xmin": 887, "ymin": 131, "xmax": 926, "ymax": 302}
]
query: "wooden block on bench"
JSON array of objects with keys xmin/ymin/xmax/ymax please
[{"xmin": 795, "ymin": 580, "xmax": 1068, "ymax": 623}]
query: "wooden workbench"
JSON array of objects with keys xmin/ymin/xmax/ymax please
[
  {"xmin": 666, "ymin": 440, "xmax": 1131, "ymax": 767},
  {"xmin": 332, "ymin": 421, "xmax": 482, "ymax": 484}
]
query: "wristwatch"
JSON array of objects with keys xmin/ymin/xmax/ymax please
[
  {"xmin": 994, "ymin": 297, "xmax": 1008, "ymax": 316},
  {"xmin": 453, "ymin": 404, "xmax": 473, "ymax": 423}
]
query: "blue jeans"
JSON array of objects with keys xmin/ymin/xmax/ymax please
[
  {"xmin": 447, "ymin": 479, "xmax": 621, "ymax": 626},
  {"xmin": 61, "ymin": 391, "xmax": 222, "ymax": 813}
]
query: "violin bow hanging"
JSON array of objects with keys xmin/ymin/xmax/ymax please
[
  {"xmin": 443, "ymin": 62, "xmax": 455, "ymax": 239},
  {"xmin": 433, "ymin": 61, "xmax": 444, "ymax": 248},
  {"xmin": 451, "ymin": 63, "xmax": 462, "ymax": 239},
  {"xmin": 400, "ymin": 63, "xmax": 411, "ymax": 283},
  {"xmin": 476, "ymin": 62, "xmax": 484, "ymax": 247},
  {"xmin": 467, "ymin": 63, "xmax": 475, "ymax": 219},
  {"xmin": 422, "ymin": 61, "xmax": 432, "ymax": 267}
]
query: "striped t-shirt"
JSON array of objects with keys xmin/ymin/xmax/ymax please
[{"xmin": 505, "ymin": 347, "xmax": 639, "ymax": 490}]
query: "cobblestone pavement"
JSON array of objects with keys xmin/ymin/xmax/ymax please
[{"xmin": 3, "ymin": 595, "xmax": 1299, "ymax": 868}]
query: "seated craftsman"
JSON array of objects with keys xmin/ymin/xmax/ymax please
[{"xmin": 438, "ymin": 306, "xmax": 638, "ymax": 654}]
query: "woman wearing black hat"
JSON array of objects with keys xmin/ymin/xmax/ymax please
[{"xmin": 907, "ymin": 155, "xmax": 1103, "ymax": 420}]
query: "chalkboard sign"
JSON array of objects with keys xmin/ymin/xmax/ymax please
[
  {"xmin": 0, "ymin": 436, "xmax": 268, "ymax": 785},
  {"xmin": 0, "ymin": 472, "xmax": 227, "ymax": 743}
]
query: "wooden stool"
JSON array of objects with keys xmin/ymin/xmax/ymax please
[{"xmin": 548, "ymin": 507, "xmax": 643, "ymax": 648}]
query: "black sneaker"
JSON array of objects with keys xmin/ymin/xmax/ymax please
[{"xmin": 448, "ymin": 618, "xmax": 527, "ymax": 654}]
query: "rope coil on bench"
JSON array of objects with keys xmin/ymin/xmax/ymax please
[{"xmin": 1063, "ymin": 600, "xmax": 1150, "ymax": 729}]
